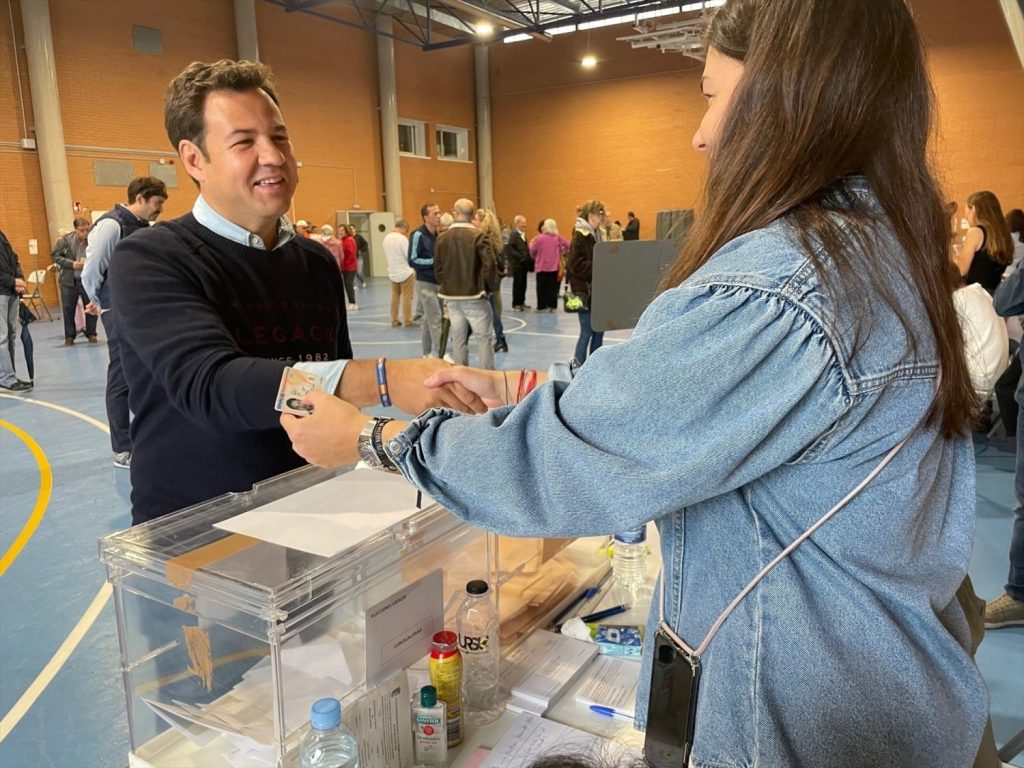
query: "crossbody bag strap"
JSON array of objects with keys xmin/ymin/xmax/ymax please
[{"xmin": 659, "ymin": 399, "xmax": 931, "ymax": 660}]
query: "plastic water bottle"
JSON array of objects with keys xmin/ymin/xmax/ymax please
[
  {"xmin": 299, "ymin": 698, "xmax": 359, "ymax": 768},
  {"xmin": 456, "ymin": 579, "xmax": 501, "ymax": 725},
  {"xmin": 612, "ymin": 526, "xmax": 648, "ymax": 591}
]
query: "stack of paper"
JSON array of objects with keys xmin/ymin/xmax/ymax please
[
  {"xmin": 574, "ymin": 655, "xmax": 641, "ymax": 717},
  {"xmin": 500, "ymin": 629, "xmax": 598, "ymax": 715}
]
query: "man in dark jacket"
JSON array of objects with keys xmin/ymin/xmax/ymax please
[
  {"xmin": 51, "ymin": 217, "xmax": 97, "ymax": 344},
  {"xmin": 0, "ymin": 230, "xmax": 31, "ymax": 391},
  {"xmin": 504, "ymin": 214, "xmax": 531, "ymax": 310},
  {"xmin": 435, "ymin": 198, "xmax": 496, "ymax": 369},
  {"xmin": 623, "ymin": 211, "xmax": 640, "ymax": 240}
]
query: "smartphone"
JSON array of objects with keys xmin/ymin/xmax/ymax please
[{"xmin": 643, "ymin": 628, "xmax": 701, "ymax": 768}]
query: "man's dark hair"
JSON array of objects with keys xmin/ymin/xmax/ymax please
[
  {"xmin": 72, "ymin": 217, "xmax": 90, "ymax": 229},
  {"xmin": 164, "ymin": 59, "xmax": 279, "ymax": 156},
  {"xmin": 628, "ymin": 211, "xmax": 636, "ymax": 218},
  {"xmin": 420, "ymin": 202, "xmax": 437, "ymax": 219},
  {"xmin": 126, "ymin": 177, "xmax": 168, "ymax": 204}
]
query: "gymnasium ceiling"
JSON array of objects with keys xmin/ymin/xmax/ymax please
[{"xmin": 266, "ymin": 0, "xmax": 723, "ymax": 56}]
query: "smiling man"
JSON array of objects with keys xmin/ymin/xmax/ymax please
[{"xmin": 107, "ymin": 60, "xmax": 480, "ymax": 524}]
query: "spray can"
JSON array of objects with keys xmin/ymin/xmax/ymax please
[{"xmin": 428, "ymin": 630, "xmax": 463, "ymax": 747}]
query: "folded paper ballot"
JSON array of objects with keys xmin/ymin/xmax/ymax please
[{"xmin": 500, "ymin": 629, "xmax": 598, "ymax": 713}]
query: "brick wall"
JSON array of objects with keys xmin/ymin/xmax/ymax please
[{"xmin": 1, "ymin": 0, "xmax": 1021, "ymax": 312}]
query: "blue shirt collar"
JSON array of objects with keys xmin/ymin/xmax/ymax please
[{"xmin": 192, "ymin": 194, "xmax": 295, "ymax": 251}]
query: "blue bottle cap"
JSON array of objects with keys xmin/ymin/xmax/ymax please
[
  {"xmin": 310, "ymin": 697, "xmax": 341, "ymax": 730},
  {"xmin": 420, "ymin": 685, "xmax": 437, "ymax": 707},
  {"xmin": 613, "ymin": 527, "xmax": 646, "ymax": 545}
]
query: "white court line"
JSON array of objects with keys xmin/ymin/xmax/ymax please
[
  {"xmin": 0, "ymin": 583, "xmax": 113, "ymax": 742},
  {"xmin": 0, "ymin": 394, "xmax": 113, "ymax": 743}
]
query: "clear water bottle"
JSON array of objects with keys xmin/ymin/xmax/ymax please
[
  {"xmin": 456, "ymin": 579, "xmax": 501, "ymax": 725},
  {"xmin": 612, "ymin": 526, "xmax": 648, "ymax": 591},
  {"xmin": 299, "ymin": 698, "xmax": 359, "ymax": 768}
]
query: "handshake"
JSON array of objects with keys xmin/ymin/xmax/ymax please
[{"xmin": 279, "ymin": 358, "xmax": 541, "ymax": 469}]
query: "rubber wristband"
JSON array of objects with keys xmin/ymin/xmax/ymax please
[
  {"xmin": 523, "ymin": 369, "xmax": 538, "ymax": 399},
  {"xmin": 376, "ymin": 357, "xmax": 392, "ymax": 407},
  {"xmin": 515, "ymin": 368, "xmax": 527, "ymax": 404}
]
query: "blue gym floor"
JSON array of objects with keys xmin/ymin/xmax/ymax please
[{"xmin": 0, "ymin": 276, "xmax": 1020, "ymax": 767}]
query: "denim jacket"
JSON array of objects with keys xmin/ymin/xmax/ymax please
[{"xmin": 388, "ymin": 181, "xmax": 986, "ymax": 767}]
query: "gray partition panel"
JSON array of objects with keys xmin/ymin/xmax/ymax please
[{"xmin": 591, "ymin": 240, "xmax": 678, "ymax": 332}]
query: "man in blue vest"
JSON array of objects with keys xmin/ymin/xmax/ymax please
[{"xmin": 83, "ymin": 176, "xmax": 168, "ymax": 468}]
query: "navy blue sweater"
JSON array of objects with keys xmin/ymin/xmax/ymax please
[{"xmin": 109, "ymin": 214, "xmax": 351, "ymax": 524}]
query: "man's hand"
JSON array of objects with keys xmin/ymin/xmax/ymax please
[
  {"xmin": 84, "ymin": 301, "xmax": 101, "ymax": 316},
  {"xmin": 424, "ymin": 366, "xmax": 507, "ymax": 409},
  {"xmin": 74, "ymin": 259, "xmax": 85, "ymax": 269},
  {"xmin": 13, "ymin": 278, "xmax": 26, "ymax": 295},
  {"xmin": 280, "ymin": 391, "xmax": 369, "ymax": 468},
  {"xmin": 388, "ymin": 358, "xmax": 488, "ymax": 415}
]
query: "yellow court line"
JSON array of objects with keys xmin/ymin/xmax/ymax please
[
  {"xmin": 0, "ymin": 394, "xmax": 113, "ymax": 743},
  {"xmin": 0, "ymin": 420, "xmax": 53, "ymax": 577}
]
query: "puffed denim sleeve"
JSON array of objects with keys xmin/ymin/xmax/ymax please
[{"xmin": 387, "ymin": 280, "xmax": 850, "ymax": 537}]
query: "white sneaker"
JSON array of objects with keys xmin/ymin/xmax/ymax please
[
  {"xmin": 443, "ymin": 354, "xmax": 455, "ymax": 364},
  {"xmin": 113, "ymin": 451, "xmax": 131, "ymax": 469},
  {"xmin": 347, "ymin": 303, "xmax": 358, "ymax": 311}
]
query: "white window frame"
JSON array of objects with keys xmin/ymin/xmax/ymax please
[
  {"xmin": 398, "ymin": 119, "xmax": 427, "ymax": 158},
  {"xmin": 435, "ymin": 124, "xmax": 470, "ymax": 162}
]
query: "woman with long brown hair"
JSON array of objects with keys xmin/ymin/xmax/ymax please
[
  {"xmin": 282, "ymin": 1, "xmax": 987, "ymax": 763},
  {"xmin": 957, "ymin": 190, "xmax": 1013, "ymax": 293}
]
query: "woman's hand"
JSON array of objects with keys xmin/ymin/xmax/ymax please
[{"xmin": 280, "ymin": 391, "xmax": 369, "ymax": 468}]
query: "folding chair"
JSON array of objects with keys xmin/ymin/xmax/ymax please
[{"xmin": 20, "ymin": 269, "xmax": 53, "ymax": 321}]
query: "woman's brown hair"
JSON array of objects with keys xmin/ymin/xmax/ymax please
[
  {"xmin": 967, "ymin": 191, "xmax": 1014, "ymax": 265},
  {"xmin": 660, "ymin": 0, "xmax": 977, "ymax": 437}
]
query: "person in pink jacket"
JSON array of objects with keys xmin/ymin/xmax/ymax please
[{"xmin": 529, "ymin": 219, "xmax": 570, "ymax": 312}]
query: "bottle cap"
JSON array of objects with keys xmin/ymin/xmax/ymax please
[
  {"xmin": 466, "ymin": 579, "xmax": 490, "ymax": 595},
  {"xmin": 613, "ymin": 527, "xmax": 646, "ymax": 545},
  {"xmin": 420, "ymin": 685, "xmax": 438, "ymax": 707},
  {"xmin": 432, "ymin": 630, "xmax": 458, "ymax": 652},
  {"xmin": 310, "ymin": 697, "xmax": 341, "ymax": 730}
]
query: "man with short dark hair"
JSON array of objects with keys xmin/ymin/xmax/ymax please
[
  {"xmin": 409, "ymin": 202, "xmax": 443, "ymax": 357},
  {"xmin": 83, "ymin": 177, "xmax": 168, "ymax": 468},
  {"xmin": 435, "ymin": 199, "xmax": 496, "ymax": 369},
  {"xmin": 51, "ymin": 217, "xmax": 97, "ymax": 345},
  {"xmin": 623, "ymin": 211, "xmax": 640, "ymax": 240},
  {"xmin": 109, "ymin": 59, "xmax": 478, "ymax": 524}
]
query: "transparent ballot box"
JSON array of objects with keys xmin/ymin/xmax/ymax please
[
  {"xmin": 99, "ymin": 465, "xmax": 500, "ymax": 767},
  {"xmin": 99, "ymin": 464, "xmax": 614, "ymax": 767}
]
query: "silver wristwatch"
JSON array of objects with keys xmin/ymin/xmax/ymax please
[{"xmin": 357, "ymin": 417, "xmax": 398, "ymax": 472}]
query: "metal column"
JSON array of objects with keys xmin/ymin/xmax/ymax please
[
  {"xmin": 20, "ymin": 0, "xmax": 72, "ymax": 249},
  {"xmin": 234, "ymin": 0, "xmax": 260, "ymax": 61},
  {"xmin": 377, "ymin": 15, "xmax": 404, "ymax": 218},
  {"xmin": 474, "ymin": 44, "xmax": 494, "ymax": 212}
]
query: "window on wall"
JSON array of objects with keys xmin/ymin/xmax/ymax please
[
  {"xmin": 436, "ymin": 125, "xmax": 470, "ymax": 162},
  {"xmin": 398, "ymin": 119, "xmax": 427, "ymax": 157}
]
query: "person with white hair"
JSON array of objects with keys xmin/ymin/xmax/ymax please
[
  {"xmin": 319, "ymin": 224, "xmax": 345, "ymax": 275},
  {"xmin": 529, "ymin": 218, "xmax": 570, "ymax": 312}
]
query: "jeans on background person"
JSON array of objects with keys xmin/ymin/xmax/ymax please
[
  {"xmin": 447, "ymin": 298, "xmax": 495, "ymax": 369},
  {"xmin": 101, "ymin": 311, "xmax": 132, "ymax": 453},
  {"xmin": 574, "ymin": 309, "xmax": 604, "ymax": 364},
  {"xmin": 356, "ymin": 255, "xmax": 366, "ymax": 288},
  {"xmin": 0, "ymin": 294, "xmax": 19, "ymax": 387},
  {"xmin": 490, "ymin": 290, "xmax": 506, "ymax": 347},
  {"xmin": 12, "ymin": 303, "xmax": 34, "ymax": 381},
  {"xmin": 61, "ymin": 280, "xmax": 97, "ymax": 341},
  {"xmin": 1009, "ymin": 401, "xmax": 1024, "ymax": 602},
  {"xmin": 994, "ymin": 340, "xmax": 1020, "ymax": 437},
  {"xmin": 417, "ymin": 281, "xmax": 443, "ymax": 357}
]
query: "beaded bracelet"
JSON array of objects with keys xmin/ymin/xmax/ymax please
[{"xmin": 375, "ymin": 357, "xmax": 392, "ymax": 407}]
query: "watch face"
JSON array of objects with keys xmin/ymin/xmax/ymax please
[{"xmin": 358, "ymin": 428, "xmax": 381, "ymax": 468}]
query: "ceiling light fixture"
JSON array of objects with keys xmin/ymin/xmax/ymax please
[
  {"xmin": 475, "ymin": 21, "xmax": 495, "ymax": 37},
  {"xmin": 581, "ymin": 53, "xmax": 597, "ymax": 68}
]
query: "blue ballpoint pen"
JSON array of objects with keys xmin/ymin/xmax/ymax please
[
  {"xmin": 551, "ymin": 586, "xmax": 600, "ymax": 632},
  {"xmin": 578, "ymin": 603, "xmax": 631, "ymax": 624},
  {"xmin": 590, "ymin": 705, "xmax": 633, "ymax": 721}
]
